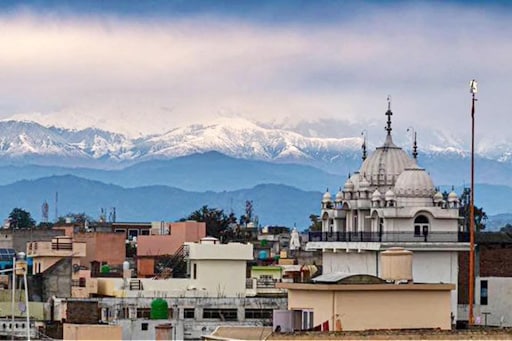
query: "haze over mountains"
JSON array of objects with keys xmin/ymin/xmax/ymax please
[{"xmin": 0, "ymin": 117, "xmax": 510, "ymax": 229}]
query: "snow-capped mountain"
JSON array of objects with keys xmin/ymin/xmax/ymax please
[{"xmin": 0, "ymin": 116, "xmax": 509, "ymax": 173}]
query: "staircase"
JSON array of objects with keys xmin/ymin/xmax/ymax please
[
  {"xmin": 129, "ymin": 279, "xmax": 143, "ymax": 290},
  {"xmin": 156, "ymin": 245, "xmax": 188, "ymax": 278}
]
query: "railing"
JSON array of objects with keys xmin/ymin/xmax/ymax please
[
  {"xmin": 246, "ymin": 278, "xmax": 254, "ymax": 289},
  {"xmin": 51, "ymin": 243, "xmax": 72, "ymax": 250},
  {"xmin": 308, "ymin": 231, "xmax": 469, "ymax": 243},
  {"xmin": 256, "ymin": 278, "xmax": 277, "ymax": 288}
]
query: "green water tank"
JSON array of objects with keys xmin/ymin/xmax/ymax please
[
  {"xmin": 150, "ymin": 298, "xmax": 169, "ymax": 320},
  {"xmin": 100, "ymin": 264, "xmax": 110, "ymax": 273}
]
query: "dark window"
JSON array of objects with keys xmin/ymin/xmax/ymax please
[
  {"xmin": 245, "ymin": 309, "xmax": 273, "ymax": 319},
  {"xmin": 140, "ymin": 230, "xmax": 150, "ymax": 236},
  {"xmin": 141, "ymin": 322, "xmax": 148, "ymax": 331},
  {"xmin": 480, "ymin": 280, "xmax": 488, "ymax": 305},
  {"xmin": 137, "ymin": 308, "xmax": 151, "ymax": 319},
  {"xmin": 115, "ymin": 229, "xmax": 125, "ymax": 233},
  {"xmin": 193, "ymin": 264, "xmax": 197, "ymax": 279},
  {"xmin": 128, "ymin": 229, "xmax": 139, "ymax": 240},
  {"xmin": 414, "ymin": 215, "xmax": 429, "ymax": 237},
  {"xmin": 202, "ymin": 308, "xmax": 238, "ymax": 321},
  {"xmin": 184, "ymin": 308, "xmax": 195, "ymax": 319}
]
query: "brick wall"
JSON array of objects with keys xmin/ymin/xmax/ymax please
[{"xmin": 66, "ymin": 301, "xmax": 100, "ymax": 324}]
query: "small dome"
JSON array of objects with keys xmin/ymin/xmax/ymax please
[
  {"xmin": 394, "ymin": 164, "xmax": 435, "ymax": 197},
  {"xmin": 335, "ymin": 189, "xmax": 344, "ymax": 202},
  {"xmin": 434, "ymin": 191, "xmax": 444, "ymax": 203},
  {"xmin": 372, "ymin": 189, "xmax": 382, "ymax": 201},
  {"xmin": 322, "ymin": 190, "xmax": 332, "ymax": 202},
  {"xmin": 359, "ymin": 175, "xmax": 370, "ymax": 190},
  {"xmin": 344, "ymin": 178, "xmax": 354, "ymax": 192},
  {"xmin": 385, "ymin": 188, "xmax": 396, "ymax": 201},
  {"xmin": 448, "ymin": 191, "xmax": 459, "ymax": 202}
]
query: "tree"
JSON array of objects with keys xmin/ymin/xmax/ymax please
[
  {"xmin": 308, "ymin": 214, "xmax": 322, "ymax": 232},
  {"xmin": 57, "ymin": 212, "xmax": 95, "ymax": 225},
  {"xmin": 183, "ymin": 205, "xmax": 230, "ymax": 239},
  {"xmin": 459, "ymin": 188, "xmax": 488, "ymax": 231},
  {"xmin": 8, "ymin": 208, "xmax": 35, "ymax": 229}
]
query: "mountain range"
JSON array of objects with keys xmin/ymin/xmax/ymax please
[{"xmin": 0, "ymin": 117, "xmax": 511, "ymax": 229}]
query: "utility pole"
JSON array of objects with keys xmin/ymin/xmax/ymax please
[{"xmin": 468, "ymin": 79, "xmax": 478, "ymax": 326}]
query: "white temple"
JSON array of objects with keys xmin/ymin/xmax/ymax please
[{"xmin": 307, "ymin": 101, "xmax": 469, "ymax": 319}]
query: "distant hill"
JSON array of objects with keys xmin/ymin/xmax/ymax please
[{"xmin": 0, "ymin": 175, "xmax": 320, "ymax": 229}]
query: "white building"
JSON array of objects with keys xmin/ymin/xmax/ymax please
[{"xmin": 307, "ymin": 102, "xmax": 469, "ymax": 319}]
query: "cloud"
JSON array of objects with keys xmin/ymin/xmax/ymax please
[{"xmin": 0, "ymin": 3, "xmax": 510, "ymax": 141}]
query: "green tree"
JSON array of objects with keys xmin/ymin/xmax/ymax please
[
  {"xmin": 8, "ymin": 208, "xmax": 36, "ymax": 229},
  {"xmin": 459, "ymin": 188, "xmax": 488, "ymax": 231},
  {"xmin": 57, "ymin": 212, "xmax": 95, "ymax": 225},
  {"xmin": 183, "ymin": 205, "xmax": 230, "ymax": 239},
  {"xmin": 308, "ymin": 214, "xmax": 322, "ymax": 232}
]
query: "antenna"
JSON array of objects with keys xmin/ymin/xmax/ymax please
[
  {"xmin": 41, "ymin": 201, "xmax": 49, "ymax": 223},
  {"xmin": 55, "ymin": 192, "xmax": 58, "ymax": 222}
]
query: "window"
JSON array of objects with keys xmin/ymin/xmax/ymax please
[
  {"xmin": 137, "ymin": 308, "xmax": 151, "ymax": 319},
  {"xmin": 141, "ymin": 322, "xmax": 148, "ymax": 331},
  {"xmin": 184, "ymin": 308, "xmax": 195, "ymax": 319},
  {"xmin": 140, "ymin": 230, "xmax": 150, "ymax": 236},
  {"xmin": 480, "ymin": 280, "xmax": 488, "ymax": 305},
  {"xmin": 302, "ymin": 310, "xmax": 314, "ymax": 330},
  {"xmin": 128, "ymin": 229, "xmax": 139, "ymax": 240},
  {"xmin": 193, "ymin": 264, "xmax": 197, "ymax": 279},
  {"xmin": 115, "ymin": 229, "xmax": 125, "ymax": 233},
  {"xmin": 414, "ymin": 215, "xmax": 429, "ymax": 237},
  {"xmin": 245, "ymin": 309, "xmax": 273, "ymax": 319},
  {"xmin": 202, "ymin": 309, "xmax": 238, "ymax": 321}
]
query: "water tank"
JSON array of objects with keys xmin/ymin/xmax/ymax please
[
  {"xmin": 100, "ymin": 264, "xmax": 110, "ymax": 274},
  {"xmin": 258, "ymin": 250, "xmax": 268, "ymax": 260},
  {"xmin": 380, "ymin": 247, "xmax": 413, "ymax": 282},
  {"xmin": 150, "ymin": 298, "xmax": 169, "ymax": 320}
]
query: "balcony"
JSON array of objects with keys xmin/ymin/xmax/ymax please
[{"xmin": 308, "ymin": 231, "xmax": 469, "ymax": 243}]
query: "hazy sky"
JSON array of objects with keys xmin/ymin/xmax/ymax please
[{"xmin": 0, "ymin": 0, "xmax": 510, "ymax": 141}]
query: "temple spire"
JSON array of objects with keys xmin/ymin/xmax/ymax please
[
  {"xmin": 412, "ymin": 131, "xmax": 418, "ymax": 160},
  {"xmin": 385, "ymin": 95, "xmax": 393, "ymax": 136},
  {"xmin": 361, "ymin": 130, "xmax": 367, "ymax": 161}
]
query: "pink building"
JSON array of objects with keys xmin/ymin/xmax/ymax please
[{"xmin": 137, "ymin": 221, "xmax": 206, "ymax": 277}]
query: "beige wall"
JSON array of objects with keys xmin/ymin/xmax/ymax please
[
  {"xmin": 286, "ymin": 285, "xmax": 453, "ymax": 331},
  {"xmin": 194, "ymin": 259, "xmax": 247, "ymax": 297},
  {"xmin": 63, "ymin": 323, "xmax": 122, "ymax": 340}
]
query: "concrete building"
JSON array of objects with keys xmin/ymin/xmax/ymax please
[
  {"xmin": 48, "ymin": 238, "xmax": 286, "ymax": 340},
  {"xmin": 137, "ymin": 221, "xmax": 206, "ymax": 277},
  {"xmin": 458, "ymin": 232, "xmax": 512, "ymax": 327},
  {"xmin": 97, "ymin": 237, "xmax": 253, "ymax": 298},
  {"xmin": 27, "ymin": 235, "xmax": 86, "ymax": 275},
  {"xmin": 276, "ymin": 248, "xmax": 454, "ymax": 332},
  {"xmin": 74, "ymin": 231, "xmax": 126, "ymax": 269},
  {"xmin": 307, "ymin": 103, "xmax": 469, "ymax": 319}
]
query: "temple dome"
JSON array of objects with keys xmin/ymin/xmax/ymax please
[
  {"xmin": 394, "ymin": 163, "xmax": 435, "ymax": 197},
  {"xmin": 359, "ymin": 135, "xmax": 413, "ymax": 189}
]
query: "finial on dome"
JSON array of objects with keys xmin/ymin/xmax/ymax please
[
  {"xmin": 412, "ymin": 131, "xmax": 418, "ymax": 160},
  {"xmin": 385, "ymin": 95, "xmax": 393, "ymax": 136},
  {"xmin": 361, "ymin": 130, "xmax": 367, "ymax": 161},
  {"xmin": 407, "ymin": 127, "xmax": 418, "ymax": 160}
]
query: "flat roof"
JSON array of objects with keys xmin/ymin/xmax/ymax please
[{"xmin": 276, "ymin": 282, "xmax": 455, "ymax": 291}]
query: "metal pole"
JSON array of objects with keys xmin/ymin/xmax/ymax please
[
  {"xmin": 468, "ymin": 85, "xmax": 476, "ymax": 326},
  {"xmin": 11, "ymin": 256, "xmax": 15, "ymax": 341},
  {"xmin": 23, "ymin": 271, "xmax": 30, "ymax": 341}
]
